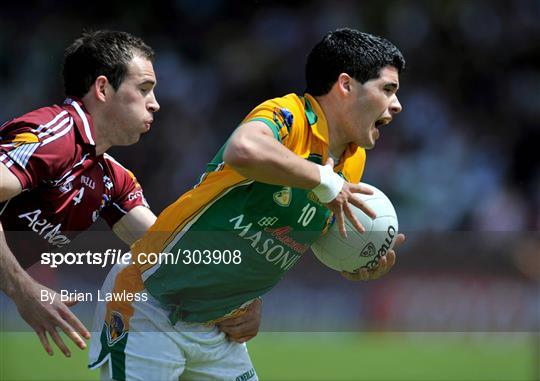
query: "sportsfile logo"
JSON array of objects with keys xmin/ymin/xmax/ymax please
[{"xmin": 41, "ymin": 249, "xmax": 130, "ymax": 268}]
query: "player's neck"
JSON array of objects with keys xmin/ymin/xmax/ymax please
[
  {"xmin": 315, "ymin": 95, "xmax": 347, "ymax": 161},
  {"xmin": 81, "ymin": 98, "xmax": 112, "ymax": 156},
  {"xmin": 94, "ymin": 141, "xmax": 111, "ymax": 156},
  {"xmin": 87, "ymin": 116, "xmax": 110, "ymax": 156}
]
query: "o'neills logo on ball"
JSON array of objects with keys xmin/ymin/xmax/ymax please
[
  {"xmin": 365, "ymin": 226, "xmax": 397, "ymax": 270},
  {"xmin": 379, "ymin": 225, "xmax": 396, "ymax": 256},
  {"xmin": 360, "ymin": 242, "xmax": 376, "ymax": 257}
]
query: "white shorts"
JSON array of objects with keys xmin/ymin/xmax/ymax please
[{"xmin": 88, "ymin": 262, "xmax": 258, "ymax": 381}]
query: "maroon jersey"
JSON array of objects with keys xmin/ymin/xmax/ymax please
[{"xmin": 0, "ymin": 98, "xmax": 149, "ymax": 268}]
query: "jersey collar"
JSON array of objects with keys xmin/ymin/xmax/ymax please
[
  {"xmin": 63, "ymin": 98, "xmax": 96, "ymax": 146},
  {"xmin": 303, "ymin": 93, "xmax": 361, "ymax": 175},
  {"xmin": 303, "ymin": 93, "xmax": 329, "ymax": 145}
]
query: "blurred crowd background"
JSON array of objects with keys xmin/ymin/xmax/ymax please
[
  {"xmin": 1, "ymin": 0, "xmax": 538, "ymax": 230},
  {"xmin": 1, "ymin": 0, "xmax": 538, "ymax": 333}
]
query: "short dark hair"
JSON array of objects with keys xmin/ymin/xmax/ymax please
[
  {"xmin": 62, "ymin": 30, "xmax": 154, "ymax": 98},
  {"xmin": 305, "ymin": 28, "xmax": 405, "ymax": 96}
]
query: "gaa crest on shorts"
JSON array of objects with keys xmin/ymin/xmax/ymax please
[{"xmin": 106, "ymin": 311, "xmax": 126, "ymax": 345}]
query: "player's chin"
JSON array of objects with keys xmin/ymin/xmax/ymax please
[
  {"xmin": 354, "ymin": 135, "xmax": 374, "ymax": 149},
  {"xmin": 360, "ymin": 138, "xmax": 376, "ymax": 150},
  {"xmin": 121, "ymin": 135, "xmax": 142, "ymax": 147},
  {"xmin": 367, "ymin": 130, "xmax": 380, "ymax": 148}
]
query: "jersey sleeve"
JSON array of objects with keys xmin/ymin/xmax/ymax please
[
  {"xmin": 241, "ymin": 97, "xmax": 302, "ymax": 149},
  {"xmin": 99, "ymin": 155, "xmax": 150, "ymax": 227},
  {"xmin": 0, "ymin": 119, "xmax": 72, "ymax": 190}
]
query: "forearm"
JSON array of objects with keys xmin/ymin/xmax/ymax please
[
  {"xmin": 224, "ymin": 123, "xmax": 320, "ymax": 189},
  {"xmin": 112, "ymin": 206, "xmax": 157, "ymax": 246},
  {"xmin": 0, "ymin": 222, "xmax": 32, "ymax": 298}
]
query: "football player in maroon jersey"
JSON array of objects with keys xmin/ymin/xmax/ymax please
[{"xmin": 0, "ymin": 30, "xmax": 261, "ymax": 359}]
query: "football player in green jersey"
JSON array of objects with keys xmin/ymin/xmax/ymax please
[{"xmin": 90, "ymin": 28, "xmax": 406, "ymax": 381}]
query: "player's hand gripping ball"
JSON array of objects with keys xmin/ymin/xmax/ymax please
[{"xmin": 312, "ymin": 183, "xmax": 398, "ymax": 273}]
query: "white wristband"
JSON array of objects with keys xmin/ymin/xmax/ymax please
[{"xmin": 312, "ymin": 164, "xmax": 344, "ymax": 203}]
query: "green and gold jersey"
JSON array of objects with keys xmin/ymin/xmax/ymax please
[{"xmin": 111, "ymin": 93, "xmax": 366, "ymax": 325}]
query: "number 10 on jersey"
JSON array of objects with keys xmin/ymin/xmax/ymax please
[{"xmin": 298, "ymin": 203, "xmax": 316, "ymax": 227}]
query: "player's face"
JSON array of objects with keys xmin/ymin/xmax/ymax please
[
  {"xmin": 105, "ymin": 55, "xmax": 160, "ymax": 146},
  {"xmin": 343, "ymin": 66, "xmax": 402, "ymax": 149}
]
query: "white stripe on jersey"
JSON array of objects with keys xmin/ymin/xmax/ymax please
[
  {"xmin": 7, "ymin": 142, "xmax": 40, "ymax": 168},
  {"xmin": 68, "ymin": 99, "xmax": 95, "ymax": 145},
  {"xmin": 0, "ymin": 154, "xmax": 13, "ymax": 168},
  {"xmin": 103, "ymin": 153, "xmax": 130, "ymax": 172},
  {"xmin": 1, "ymin": 112, "xmax": 73, "ymax": 170},
  {"xmin": 37, "ymin": 115, "xmax": 71, "ymax": 138},
  {"xmin": 0, "ymin": 199, "xmax": 11, "ymax": 216},
  {"xmin": 35, "ymin": 110, "xmax": 68, "ymax": 134},
  {"xmin": 41, "ymin": 118, "xmax": 73, "ymax": 145},
  {"xmin": 1, "ymin": 152, "xmax": 13, "ymax": 167},
  {"xmin": 0, "ymin": 153, "xmax": 14, "ymax": 167},
  {"xmin": 73, "ymin": 153, "xmax": 89, "ymax": 168},
  {"xmin": 50, "ymin": 169, "xmax": 73, "ymax": 186},
  {"xmin": 194, "ymin": 162, "xmax": 224, "ymax": 189},
  {"xmin": 112, "ymin": 202, "xmax": 128, "ymax": 214},
  {"xmin": 1, "ymin": 154, "xmax": 14, "ymax": 168}
]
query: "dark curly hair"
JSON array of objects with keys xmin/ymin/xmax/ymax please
[
  {"xmin": 306, "ymin": 28, "xmax": 405, "ymax": 96},
  {"xmin": 63, "ymin": 30, "xmax": 154, "ymax": 98}
]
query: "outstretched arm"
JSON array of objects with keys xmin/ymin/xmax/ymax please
[{"xmin": 0, "ymin": 163, "xmax": 89, "ymax": 357}]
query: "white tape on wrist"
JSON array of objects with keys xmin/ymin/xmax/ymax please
[{"xmin": 312, "ymin": 164, "xmax": 344, "ymax": 203}]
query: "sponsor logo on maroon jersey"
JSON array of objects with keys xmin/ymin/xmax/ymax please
[
  {"xmin": 18, "ymin": 209, "xmax": 70, "ymax": 247},
  {"xmin": 128, "ymin": 190, "xmax": 144, "ymax": 201},
  {"xmin": 81, "ymin": 175, "xmax": 96, "ymax": 189}
]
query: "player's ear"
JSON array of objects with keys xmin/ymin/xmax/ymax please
[
  {"xmin": 93, "ymin": 75, "xmax": 110, "ymax": 102},
  {"xmin": 336, "ymin": 73, "xmax": 352, "ymax": 95}
]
